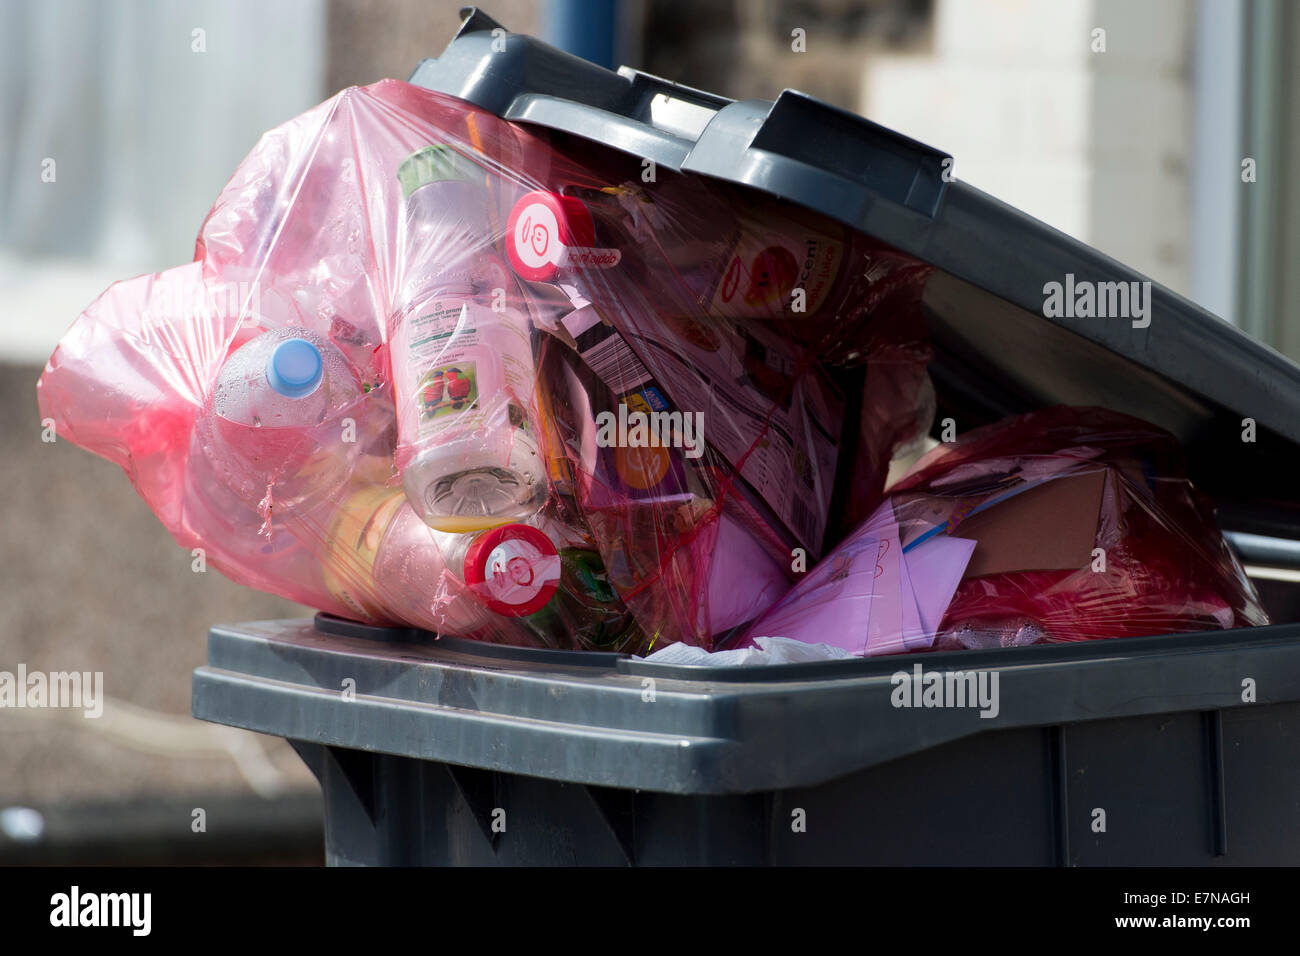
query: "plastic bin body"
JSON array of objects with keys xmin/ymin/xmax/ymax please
[
  {"xmin": 191, "ymin": 9, "xmax": 1300, "ymax": 865},
  {"xmin": 193, "ymin": 617, "xmax": 1300, "ymax": 865}
]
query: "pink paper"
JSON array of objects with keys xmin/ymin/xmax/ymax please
[
  {"xmin": 698, "ymin": 512, "xmax": 793, "ymax": 635},
  {"xmin": 741, "ymin": 498, "xmax": 976, "ymax": 657},
  {"xmin": 855, "ymin": 500, "xmax": 910, "ymax": 655},
  {"xmin": 739, "ymin": 536, "xmax": 879, "ymax": 654},
  {"xmin": 903, "ymin": 534, "xmax": 977, "ymax": 639},
  {"xmin": 896, "ymin": 540, "xmax": 927, "ymax": 651}
]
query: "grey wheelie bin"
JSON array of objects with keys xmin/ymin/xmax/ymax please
[{"xmin": 192, "ymin": 8, "xmax": 1300, "ymax": 866}]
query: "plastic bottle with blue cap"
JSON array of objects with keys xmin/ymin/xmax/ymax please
[
  {"xmin": 190, "ymin": 327, "xmax": 365, "ymax": 529},
  {"xmin": 266, "ymin": 336, "xmax": 324, "ymax": 398}
]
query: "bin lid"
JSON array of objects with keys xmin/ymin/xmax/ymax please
[{"xmin": 411, "ymin": 7, "xmax": 1300, "ymax": 536}]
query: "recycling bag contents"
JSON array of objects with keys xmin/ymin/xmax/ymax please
[
  {"xmin": 37, "ymin": 79, "xmax": 933, "ymax": 654},
  {"xmin": 739, "ymin": 406, "xmax": 1267, "ymax": 656},
  {"xmin": 37, "ymin": 80, "xmax": 1264, "ymax": 658}
]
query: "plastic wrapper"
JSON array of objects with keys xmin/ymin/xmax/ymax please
[
  {"xmin": 739, "ymin": 406, "xmax": 1269, "ymax": 655},
  {"xmin": 36, "ymin": 79, "xmax": 933, "ymax": 654}
]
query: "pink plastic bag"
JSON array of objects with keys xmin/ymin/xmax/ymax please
[{"xmin": 38, "ymin": 80, "xmax": 933, "ymax": 653}]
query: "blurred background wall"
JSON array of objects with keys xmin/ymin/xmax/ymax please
[
  {"xmin": 0, "ymin": 0, "xmax": 331, "ymax": 864},
  {"xmin": 1, "ymin": 0, "xmax": 1296, "ymax": 863}
]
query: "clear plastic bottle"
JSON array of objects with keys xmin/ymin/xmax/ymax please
[
  {"xmin": 323, "ymin": 488, "xmax": 643, "ymax": 648},
  {"xmin": 322, "ymin": 486, "xmax": 493, "ymax": 634},
  {"xmin": 184, "ymin": 327, "xmax": 365, "ymax": 595},
  {"xmin": 192, "ymin": 327, "xmax": 364, "ymax": 511},
  {"xmin": 390, "ymin": 145, "xmax": 545, "ymax": 533}
]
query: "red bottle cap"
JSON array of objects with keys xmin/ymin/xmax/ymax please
[
  {"xmin": 505, "ymin": 190, "xmax": 596, "ymax": 282},
  {"xmin": 462, "ymin": 523, "xmax": 561, "ymax": 616}
]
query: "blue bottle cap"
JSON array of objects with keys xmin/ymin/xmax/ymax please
[{"xmin": 266, "ymin": 338, "xmax": 324, "ymax": 398}]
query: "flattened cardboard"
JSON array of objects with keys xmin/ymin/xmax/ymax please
[{"xmin": 956, "ymin": 469, "xmax": 1106, "ymax": 579}]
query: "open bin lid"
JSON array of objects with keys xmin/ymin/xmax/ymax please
[{"xmin": 410, "ymin": 7, "xmax": 1300, "ymax": 540}]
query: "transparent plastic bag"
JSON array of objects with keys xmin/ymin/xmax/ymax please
[
  {"xmin": 37, "ymin": 79, "xmax": 933, "ymax": 653},
  {"xmin": 739, "ymin": 406, "xmax": 1269, "ymax": 655}
]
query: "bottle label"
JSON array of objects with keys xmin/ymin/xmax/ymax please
[
  {"xmin": 393, "ymin": 298, "xmax": 535, "ymax": 443},
  {"xmin": 415, "ymin": 359, "xmax": 479, "ymax": 434},
  {"xmin": 322, "ymin": 486, "xmax": 406, "ymax": 621}
]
